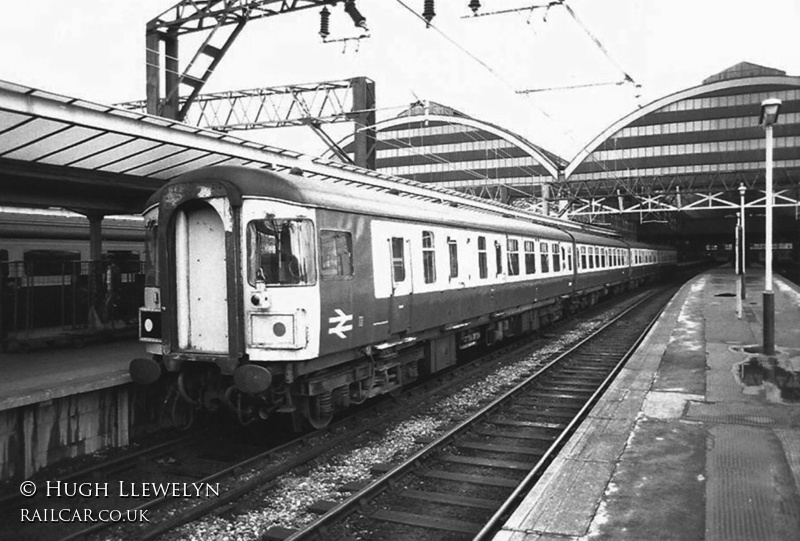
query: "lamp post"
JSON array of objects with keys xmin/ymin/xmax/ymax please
[
  {"xmin": 735, "ymin": 212, "xmax": 742, "ymax": 319},
  {"xmin": 738, "ymin": 183, "xmax": 746, "ymax": 299},
  {"xmin": 759, "ymin": 98, "xmax": 781, "ymax": 355}
]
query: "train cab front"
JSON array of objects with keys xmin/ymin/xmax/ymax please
[{"xmin": 129, "ymin": 171, "xmax": 320, "ymax": 427}]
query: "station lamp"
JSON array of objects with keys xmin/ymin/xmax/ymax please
[
  {"xmin": 759, "ymin": 98, "xmax": 782, "ymax": 126},
  {"xmin": 759, "ymin": 97, "xmax": 781, "ymax": 355}
]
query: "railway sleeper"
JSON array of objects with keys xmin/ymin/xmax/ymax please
[
  {"xmin": 455, "ymin": 439, "xmax": 545, "ymax": 457},
  {"xmin": 512, "ymin": 396, "xmax": 586, "ymax": 407},
  {"xmin": 398, "ymin": 489, "xmax": 502, "ymax": 510},
  {"xmin": 471, "ymin": 427, "xmax": 557, "ymax": 443},
  {"xmin": 370, "ymin": 509, "xmax": 483, "ymax": 535},
  {"xmin": 509, "ymin": 407, "xmax": 580, "ymax": 420},
  {"xmin": 440, "ymin": 454, "xmax": 534, "ymax": 471},
  {"xmin": 418, "ymin": 469, "xmax": 519, "ymax": 488}
]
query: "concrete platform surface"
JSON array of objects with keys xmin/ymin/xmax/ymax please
[
  {"xmin": 494, "ymin": 267, "xmax": 800, "ymax": 541},
  {"xmin": 0, "ymin": 339, "xmax": 145, "ymax": 412}
]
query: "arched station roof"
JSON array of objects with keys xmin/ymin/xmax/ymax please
[
  {"xmin": 339, "ymin": 102, "xmax": 565, "ymax": 202},
  {"xmin": 559, "ymin": 62, "xmax": 800, "ymax": 221}
]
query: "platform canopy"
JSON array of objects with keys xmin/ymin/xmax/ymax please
[
  {"xmin": 0, "ymin": 80, "xmax": 603, "ymax": 234},
  {"xmin": 0, "ymin": 81, "xmax": 317, "ymax": 214}
]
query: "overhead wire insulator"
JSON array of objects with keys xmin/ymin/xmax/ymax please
[
  {"xmin": 319, "ymin": 7, "xmax": 330, "ymax": 40},
  {"xmin": 344, "ymin": 0, "xmax": 368, "ymax": 32},
  {"xmin": 423, "ymin": 0, "xmax": 436, "ymax": 26},
  {"xmin": 468, "ymin": 0, "xmax": 481, "ymax": 14}
]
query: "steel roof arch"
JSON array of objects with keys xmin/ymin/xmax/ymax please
[
  {"xmin": 343, "ymin": 113, "xmax": 563, "ymax": 179},
  {"xmin": 565, "ymin": 74, "xmax": 800, "ymax": 178}
]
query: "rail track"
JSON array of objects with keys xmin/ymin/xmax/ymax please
[
  {"xmin": 274, "ymin": 284, "xmax": 678, "ymax": 541},
  {"xmin": 3, "ymin": 283, "xmax": 676, "ymax": 541}
]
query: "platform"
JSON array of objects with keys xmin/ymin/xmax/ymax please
[
  {"xmin": 0, "ymin": 339, "xmax": 144, "ymax": 412},
  {"xmin": 0, "ymin": 340, "xmax": 148, "ymax": 480},
  {"xmin": 494, "ymin": 267, "xmax": 800, "ymax": 541}
]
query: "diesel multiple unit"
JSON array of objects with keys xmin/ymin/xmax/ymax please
[{"xmin": 130, "ymin": 165, "xmax": 675, "ymax": 428}]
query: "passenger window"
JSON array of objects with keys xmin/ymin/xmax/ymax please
[
  {"xmin": 495, "ymin": 241, "xmax": 503, "ymax": 275},
  {"xmin": 594, "ymin": 247, "xmax": 601, "ymax": 268},
  {"xmin": 580, "ymin": 246, "xmax": 587, "ymax": 269},
  {"xmin": 320, "ymin": 230, "xmax": 353, "ymax": 280},
  {"xmin": 540, "ymin": 242, "xmax": 550, "ymax": 273},
  {"xmin": 507, "ymin": 239, "xmax": 520, "ymax": 276},
  {"xmin": 601, "ymin": 248, "xmax": 607, "ymax": 268},
  {"xmin": 524, "ymin": 240, "xmax": 536, "ymax": 274},
  {"xmin": 391, "ymin": 237, "xmax": 406, "ymax": 282},
  {"xmin": 588, "ymin": 247, "xmax": 595, "ymax": 269},
  {"xmin": 448, "ymin": 238, "xmax": 459, "ymax": 278},
  {"xmin": 248, "ymin": 218, "xmax": 316, "ymax": 286},
  {"xmin": 551, "ymin": 243, "xmax": 561, "ymax": 272},
  {"xmin": 422, "ymin": 231, "xmax": 436, "ymax": 284},
  {"xmin": 478, "ymin": 236, "xmax": 488, "ymax": 279}
]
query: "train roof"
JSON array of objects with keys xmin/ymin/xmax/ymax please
[{"xmin": 149, "ymin": 165, "xmax": 630, "ymax": 243}]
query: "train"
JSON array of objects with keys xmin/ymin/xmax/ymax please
[
  {"xmin": 128, "ymin": 165, "xmax": 676, "ymax": 429},
  {"xmin": 0, "ymin": 209, "xmax": 145, "ymax": 351}
]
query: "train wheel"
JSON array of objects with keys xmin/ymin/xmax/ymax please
[{"xmin": 303, "ymin": 394, "xmax": 333, "ymax": 430}]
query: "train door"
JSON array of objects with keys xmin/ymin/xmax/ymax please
[
  {"xmin": 174, "ymin": 201, "xmax": 229, "ymax": 353},
  {"xmin": 388, "ymin": 236, "xmax": 412, "ymax": 334}
]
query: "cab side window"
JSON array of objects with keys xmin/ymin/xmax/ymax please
[{"xmin": 320, "ymin": 230, "xmax": 353, "ymax": 280}]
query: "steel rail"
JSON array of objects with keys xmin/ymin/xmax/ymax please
[
  {"xmin": 283, "ymin": 285, "xmax": 675, "ymax": 540},
  {"xmin": 472, "ymin": 287, "xmax": 673, "ymax": 540}
]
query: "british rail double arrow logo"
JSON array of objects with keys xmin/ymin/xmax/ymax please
[{"xmin": 328, "ymin": 309, "xmax": 353, "ymax": 339}]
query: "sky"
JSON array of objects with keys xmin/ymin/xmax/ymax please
[{"xmin": 1, "ymin": 0, "xmax": 798, "ymax": 161}]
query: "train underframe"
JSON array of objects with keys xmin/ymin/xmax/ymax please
[{"xmin": 150, "ymin": 278, "xmax": 649, "ymax": 431}]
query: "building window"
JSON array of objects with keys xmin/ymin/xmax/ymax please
[
  {"xmin": 422, "ymin": 231, "xmax": 436, "ymax": 284},
  {"xmin": 507, "ymin": 239, "xmax": 520, "ymax": 276},
  {"xmin": 524, "ymin": 240, "xmax": 536, "ymax": 274},
  {"xmin": 478, "ymin": 236, "xmax": 488, "ymax": 279}
]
